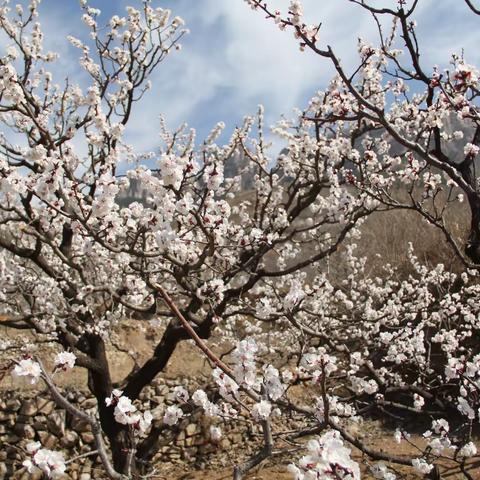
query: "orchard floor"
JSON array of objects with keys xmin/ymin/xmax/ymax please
[
  {"xmin": 156, "ymin": 443, "xmax": 480, "ymax": 480},
  {"xmin": 2, "ymin": 320, "xmax": 480, "ymax": 479}
]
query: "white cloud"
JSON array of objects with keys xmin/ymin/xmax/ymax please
[
  {"xmin": 5, "ymin": 0, "xmax": 480, "ymax": 156},
  {"xmin": 124, "ymin": 0, "xmax": 378, "ymax": 152}
]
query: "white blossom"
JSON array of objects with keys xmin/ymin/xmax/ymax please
[
  {"xmin": 163, "ymin": 405, "xmax": 184, "ymax": 426},
  {"xmin": 251, "ymin": 400, "xmax": 272, "ymax": 421},
  {"xmin": 54, "ymin": 351, "xmax": 76, "ymax": 370},
  {"xmin": 13, "ymin": 359, "xmax": 42, "ymax": 384}
]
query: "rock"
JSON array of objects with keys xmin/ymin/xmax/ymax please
[
  {"xmin": 32, "ymin": 417, "xmax": 47, "ymax": 430},
  {"xmin": 19, "ymin": 400, "xmax": 37, "ymax": 416},
  {"xmin": 47, "ymin": 411, "xmax": 66, "ymax": 437},
  {"xmin": 166, "ymin": 392, "xmax": 177, "ymax": 403},
  {"xmin": 150, "ymin": 395, "xmax": 164, "ymax": 405},
  {"xmin": 0, "ymin": 462, "xmax": 7, "ymax": 480},
  {"xmin": 71, "ymin": 417, "xmax": 91, "ymax": 433},
  {"xmin": 36, "ymin": 398, "xmax": 55, "ymax": 415},
  {"xmin": 79, "ymin": 465, "xmax": 91, "ymax": 480},
  {"xmin": 79, "ymin": 398, "xmax": 97, "ymax": 410},
  {"xmin": 15, "ymin": 414, "xmax": 29, "ymax": 424},
  {"xmin": 65, "ymin": 391, "xmax": 78, "ymax": 402},
  {"xmin": 5, "ymin": 399, "xmax": 21, "ymax": 412},
  {"xmin": 38, "ymin": 430, "xmax": 58, "ymax": 449},
  {"xmin": 140, "ymin": 386, "xmax": 155, "ymax": 400},
  {"xmin": 80, "ymin": 431, "xmax": 95, "ymax": 445},
  {"xmin": 220, "ymin": 438, "xmax": 231, "ymax": 449},
  {"xmin": 13, "ymin": 423, "xmax": 35, "ymax": 439},
  {"xmin": 5, "ymin": 444, "xmax": 18, "ymax": 459},
  {"xmin": 1, "ymin": 433, "xmax": 20, "ymax": 444},
  {"xmin": 186, "ymin": 423, "xmax": 198, "ymax": 437},
  {"xmin": 155, "ymin": 385, "xmax": 169, "ymax": 396},
  {"xmin": 60, "ymin": 431, "xmax": 79, "ymax": 448},
  {"xmin": 19, "ymin": 470, "xmax": 43, "ymax": 480},
  {"xmin": 150, "ymin": 405, "xmax": 164, "ymax": 419},
  {"xmin": 79, "ymin": 444, "xmax": 91, "ymax": 454}
]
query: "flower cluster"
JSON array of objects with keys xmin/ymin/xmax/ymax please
[
  {"xmin": 288, "ymin": 431, "xmax": 360, "ymax": 480},
  {"xmin": 53, "ymin": 351, "xmax": 76, "ymax": 371},
  {"xmin": 105, "ymin": 390, "xmax": 153, "ymax": 433},
  {"xmin": 23, "ymin": 442, "xmax": 66, "ymax": 479},
  {"xmin": 13, "ymin": 358, "xmax": 41, "ymax": 384}
]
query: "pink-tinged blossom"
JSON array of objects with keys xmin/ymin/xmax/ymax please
[
  {"xmin": 158, "ymin": 153, "xmax": 185, "ymax": 190},
  {"xmin": 251, "ymin": 400, "xmax": 272, "ymax": 421},
  {"xmin": 454, "ymin": 63, "xmax": 479, "ymax": 88},
  {"xmin": 232, "ymin": 339, "xmax": 258, "ymax": 388},
  {"xmin": 173, "ymin": 386, "xmax": 190, "ymax": 402},
  {"xmin": 411, "ymin": 458, "xmax": 433, "ymax": 475},
  {"xmin": 105, "ymin": 389, "xmax": 123, "ymax": 407},
  {"xmin": 13, "ymin": 359, "xmax": 42, "ymax": 384},
  {"xmin": 105, "ymin": 392, "xmax": 152, "ymax": 432},
  {"xmin": 464, "ymin": 143, "xmax": 480, "ymax": 158},
  {"xmin": 263, "ymin": 364, "xmax": 285, "ymax": 400},
  {"xmin": 137, "ymin": 410, "xmax": 153, "ymax": 433},
  {"xmin": 163, "ymin": 405, "xmax": 184, "ymax": 426},
  {"xmin": 212, "ymin": 368, "xmax": 239, "ymax": 402},
  {"xmin": 283, "ymin": 279, "xmax": 305, "ymax": 310},
  {"xmin": 23, "ymin": 442, "xmax": 66, "ymax": 479},
  {"xmin": 54, "ymin": 351, "xmax": 76, "ymax": 370},
  {"xmin": 191, "ymin": 389, "xmax": 220, "ymax": 417},
  {"xmin": 370, "ymin": 462, "xmax": 396, "ymax": 480},
  {"xmin": 290, "ymin": 430, "xmax": 360, "ymax": 479},
  {"xmin": 114, "ymin": 395, "xmax": 137, "ymax": 425},
  {"xmin": 315, "ymin": 395, "xmax": 355, "ymax": 423},
  {"xmin": 196, "ymin": 278, "xmax": 226, "ymax": 306},
  {"xmin": 432, "ymin": 419, "xmax": 449, "ymax": 435},
  {"xmin": 288, "ymin": 1, "xmax": 304, "ymax": 26},
  {"xmin": 301, "ymin": 349, "xmax": 338, "ymax": 377},
  {"xmin": 413, "ymin": 394, "xmax": 425, "ymax": 410},
  {"xmin": 458, "ymin": 442, "xmax": 477, "ymax": 458},
  {"xmin": 191, "ymin": 389, "xmax": 209, "ymax": 407},
  {"xmin": 457, "ymin": 397, "xmax": 475, "ymax": 420},
  {"xmin": 445, "ymin": 357, "xmax": 464, "ymax": 380}
]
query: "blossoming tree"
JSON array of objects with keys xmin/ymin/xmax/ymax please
[{"xmin": 2, "ymin": 0, "xmax": 480, "ymax": 479}]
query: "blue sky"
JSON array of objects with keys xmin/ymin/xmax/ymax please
[{"xmin": 15, "ymin": 1, "xmax": 480, "ymax": 155}]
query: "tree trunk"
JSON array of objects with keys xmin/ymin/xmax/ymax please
[
  {"xmin": 466, "ymin": 196, "xmax": 480, "ymax": 263},
  {"xmin": 83, "ymin": 334, "xmax": 135, "ymax": 475}
]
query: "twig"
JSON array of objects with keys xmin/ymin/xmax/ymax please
[
  {"xmin": 37, "ymin": 359, "xmax": 127, "ymax": 480},
  {"xmin": 233, "ymin": 419, "xmax": 273, "ymax": 480},
  {"xmin": 65, "ymin": 450, "xmax": 99, "ymax": 465}
]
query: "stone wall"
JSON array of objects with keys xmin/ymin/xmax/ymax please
[{"xmin": 0, "ymin": 377, "xmax": 264, "ymax": 479}]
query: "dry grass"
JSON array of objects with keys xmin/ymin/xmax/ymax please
[{"xmin": 357, "ymin": 205, "xmax": 469, "ymax": 278}]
